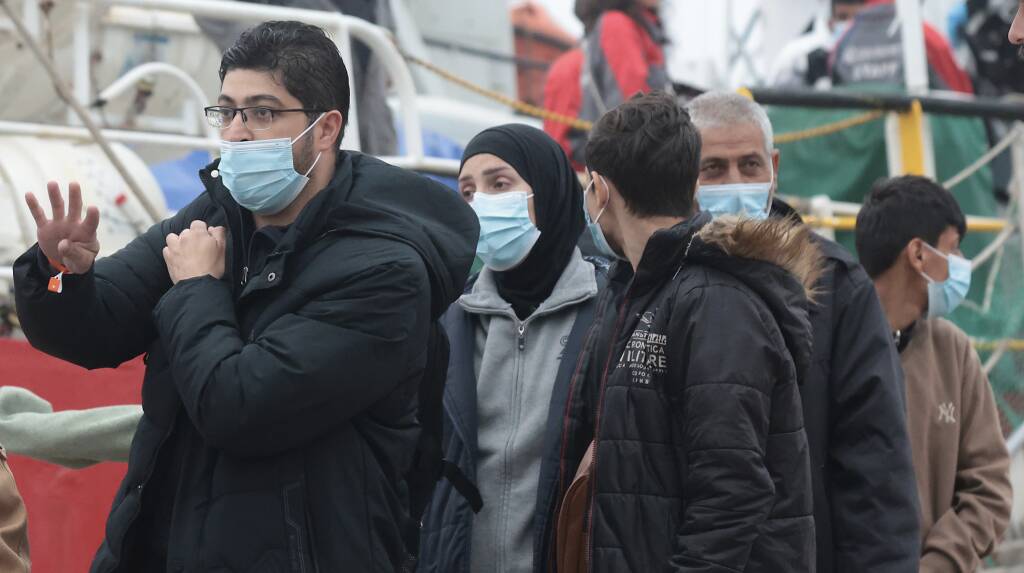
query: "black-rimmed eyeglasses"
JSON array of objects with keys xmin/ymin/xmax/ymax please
[{"xmin": 203, "ymin": 106, "xmax": 325, "ymax": 131}]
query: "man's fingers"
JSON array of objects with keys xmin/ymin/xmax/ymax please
[
  {"xmin": 61, "ymin": 242, "xmax": 97, "ymax": 274},
  {"xmin": 81, "ymin": 206, "xmax": 101, "ymax": 238},
  {"xmin": 25, "ymin": 192, "xmax": 47, "ymax": 227},
  {"xmin": 165, "ymin": 233, "xmax": 180, "ymax": 249},
  {"xmin": 67, "ymin": 182, "xmax": 83, "ymax": 221},
  {"xmin": 47, "ymin": 181, "xmax": 65, "ymax": 221},
  {"xmin": 209, "ymin": 226, "xmax": 227, "ymax": 247},
  {"xmin": 189, "ymin": 220, "xmax": 209, "ymax": 233}
]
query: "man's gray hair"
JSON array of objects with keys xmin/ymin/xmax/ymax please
[{"xmin": 687, "ymin": 91, "xmax": 775, "ymax": 155}]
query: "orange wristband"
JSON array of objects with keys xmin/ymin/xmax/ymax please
[
  {"xmin": 45, "ymin": 256, "xmax": 71, "ymax": 294},
  {"xmin": 46, "ymin": 256, "xmax": 71, "ymax": 275}
]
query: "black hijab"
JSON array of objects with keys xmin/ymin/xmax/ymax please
[{"xmin": 461, "ymin": 124, "xmax": 586, "ymax": 319}]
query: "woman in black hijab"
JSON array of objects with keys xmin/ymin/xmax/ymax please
[
  {"xmin": 457, "ymin": 123, "xmax": 586, "ymax": 318},
  {"xmin": 418, "ymin": 124, "xmax": 603, "ymax": 573}
]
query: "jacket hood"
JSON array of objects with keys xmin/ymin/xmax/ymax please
[
  {"xmin": 694, "ymin": 215, "xmax": 823, "ymax": 300},
  {"xmin": 633, "ymin": 212, "xmax": 823, "ymax": 383},
  {"xmin": 689, "ymin": 215, "xmax": 824, "ymax": 382},
  {"xmin": 201, "ymin": 152, "xmax": 480, "ymax": 319}
]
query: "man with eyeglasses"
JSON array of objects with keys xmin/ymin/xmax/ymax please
[{"xmin": 12, "ymin": 20, "xmax": 478, "ymax": 572}]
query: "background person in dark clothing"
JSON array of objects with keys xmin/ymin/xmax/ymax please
[
  {"xmin": 13, "ymin": 21, "xmax": 478, "ymax": 572},
  {"xmin": 688, "ymin": 91, "xmax": 921, "ymax": 573},
  {"xmin": 547, "ymin": 91, "xmax": 818, "ymax": 572}
]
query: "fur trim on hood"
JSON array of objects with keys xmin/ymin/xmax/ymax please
[{"xmin": 696, "ymin": 215, "xmax": 825, "ymax": 301}]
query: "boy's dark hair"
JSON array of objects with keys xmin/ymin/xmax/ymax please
[
  {"xmin": 219, "ymin": 21, "xmax": 350, "ymax": 146},
  {"xmin": 584, "ymin": 91, "xmax": 701, "ymax": 218},
  {"xmin": 855, "ymin": 175, "xmax": 967, "ymax": 278}
]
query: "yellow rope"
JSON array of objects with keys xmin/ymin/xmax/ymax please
[
  {"xmin": 803, "ymin": 214, "xmax": 1007, "ymax": 232},
  {"xmin": 404, "ymin": 52, "xmax": 594, "ymax": 131},
  {"xmin": 405, "ymin": 53, "xmax": 889, "ymax": 145},
  {"xmin": 975, "ymin": 339, "xmax": 1024, "ymax": 352},
  {"xmin": 773, "ymin": 110, "xmax": 885, "ymax": 144}
]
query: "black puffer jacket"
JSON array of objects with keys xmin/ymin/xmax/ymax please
[
  {"xmin": 13, "ymin": 152, "xmax": 478, "ymax": 572},
  {"xmin": 548, "ymin": 212, "xmax": 820, "ymax": 572},
  {"xmin": 771, "ymin": 200, "xmax": 920, "ymax": 572}
]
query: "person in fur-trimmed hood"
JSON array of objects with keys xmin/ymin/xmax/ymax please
[{"xmin": 546, "ymin": 92, "xmax": 819, "ymax": 572}]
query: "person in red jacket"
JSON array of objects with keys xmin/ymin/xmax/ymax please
[
  {"xmin": 832, "ymin": 0, "xmax": 974, "ymax": 93},
  {"xmin": 543, "ymin": 0, "xmax": 670, "ymax": 170}
]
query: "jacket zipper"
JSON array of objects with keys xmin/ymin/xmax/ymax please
[
  {"xmin": 241, "ymin": 228, "xmax": 260, "ymax": 287},
  {"xmin": 584, "ymin": 286, "xmax": 634, "ymax": 572},
  {"xmin": 517, "ymin": 323, "xmax": 526, "ymax": 351}
]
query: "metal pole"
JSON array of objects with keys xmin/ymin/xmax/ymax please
[
  {"xmin": 0, "ymin": 120, "xmax": 219, "ymax": 150},
  {"xmin": 19, "ymin": 0, "xmax": 38, "ymax": 40},
  {"xmin": 1011, "ymin": 122, "xmax": 1024, "ymax": 275},
  {"xmin": 0, "ymin": 0, "xmax": 164, "ymax": 224},
  {"xmin": 894, "ymin": 0, "xmax": 936, "ymax": 176},
  {"xmin": 895, "ymin": 0, "xmax": 929, "ymax": 94},
  {"xmin": 334, "ymin": 16, "xmax": 361, "ymax": 152}
]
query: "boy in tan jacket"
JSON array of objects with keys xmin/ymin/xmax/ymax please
[{"xmin": 856, "ymin": 175, "xmax": 1012, "ymax": 572}]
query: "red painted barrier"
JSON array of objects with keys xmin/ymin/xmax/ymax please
[{"xmin": 0, "ymin": 339, "xmax": 143, "ymax": 573}]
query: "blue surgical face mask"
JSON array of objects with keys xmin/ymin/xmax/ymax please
[
  {"xmin": 920, "ymin": 242, "xmax": 972, "ymax": 318},
  {"xmin": 218, "ymin": 113, "xmax": 325, "ymax": 215},
  {"xmin": 696, "ymin": 166, "xmax": 774, "ymax": 220},
  {"xmin": 583, "ymin": 176, "xmax": 624, "ymax": 261},
  {"xmin": 471, "ymin": 191, "xmax": 541, "ymax": 271}
]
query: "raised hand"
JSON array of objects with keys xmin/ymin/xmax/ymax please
[
  {"xmin": 163, "ymin": 220, "xmax": 227, "ymax": 284},
  {"xmin": 25, "ymin": 181, "xmax": 101, "ymax": 274}
]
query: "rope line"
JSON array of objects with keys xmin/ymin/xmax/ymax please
[
  {"xmin": 403, "ymin": 52, "xmax": 593, "ymax": 131},
  {"xmin": 405, "ymin": 52, "xmax": 885, "ymax": 144},
  {"xmin": 943, "ymin": 124, "xmax": 1024, "ymax": 190},
  {"xmin": 773, "ymin": 110, "xmax": 885, "ymax": 144}
]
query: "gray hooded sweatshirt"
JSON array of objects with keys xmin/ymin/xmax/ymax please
[{"xmin": 460, "ymin": 249, "xmax": 598, "ymax": 573}]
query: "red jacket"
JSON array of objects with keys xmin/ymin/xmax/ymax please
[{"xmin": 543, "ymin": 9, "xmax": 668, "ymax": 169}]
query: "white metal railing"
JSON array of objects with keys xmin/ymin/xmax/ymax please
[
  {"xmin": 94, "ymin": 0, "xmax": 426, "ymax": 162},
  {"xmin": 0, "ymin": 120, "xmax": 218, "ymax": 150},
  {"xmin": 96, "ymin": 61, "xmax": 216, "ymax": 139},
  {"xmin": 1, "ymin": 0, "xmax": 436, "ymax": 170}
]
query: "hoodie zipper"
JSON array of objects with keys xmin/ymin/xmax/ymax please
[{"xmin": 460, "ymin": 289, "xmax": 594, "ymax": 569}]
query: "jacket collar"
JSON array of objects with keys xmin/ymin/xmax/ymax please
[
  {"xmin": 627, "ymin": 211, "xmax": 711, "ymax": 295},
  {"xmin": 459, "ymin": 248, "xmax": 598, "ymax": 319},
  {"xmin": 625, "ymin": 213, "xmax": 825, "ymax": 384},
  {"xmin": 200, "ymin": 153, "xmax": 353, "ymax": 260}
]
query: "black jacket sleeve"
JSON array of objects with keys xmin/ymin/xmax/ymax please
[
  {"xmin": 151, "ymin": 256, "xmax": 430, "ymax": 458},
  {"xmin": 828, "ymin": 264, "xmax": 921, "ymax": 572},
  {"xmin": 13, "ymin": 201, "xmax": 205, "ymax": 369},
  {"xmin": 667, "ymin": 284, "xmax": 785, "ymax": 572}
]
